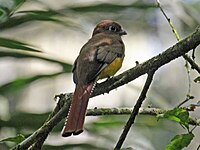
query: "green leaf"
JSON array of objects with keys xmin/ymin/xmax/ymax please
[
  {"xmin": 0, "ymin": 37, "xmax": 41, "ymax": 52},
  {"xmin": 0, "ymin": 0, "xmax": 15, "ymax": 12},
  {"xmin": 0, "ymin": 0, "xmax": 26, "ymax": 15},
  {"xmin": 68, "ymin": 2, "xmax": 156, "ymax": 13},
  {"xmin": 17, "ymin": 10, "xmax": 62, "ymax": 18},
  {"xmin": 0, "ymin": 49, "xmax": 72, "ymax": 71},
  {"xmin": 194, "ymin": 76, "xmax": 200, "ymax": 83},
  {"xmin": 15, "ymin": 10, "xmax": 64, "ymax": 23},
  {"xmin": 157, "ymin": 107, "xmax": 189, "ymax": 129},
  {"xmin": 0, "ymin": 134, "xmax": 25, "ymax": 144},
  {"xmin": 12, "ymin": 0, "xmax": 26, "ymax": 13},
  {"xmin": 166, "ymin": 133, "xmax": 194, "ymax": 150},
  {"xmin": 0, "ymin": 9, "xmax": 76, "ymax": 30},
  {"xmin": 0, "ymin": 6, "xmax": 9, "ymax": 23},
  {"xmin": 0, "ymin": 7, "xmax": 6, "ymax": 17},
  {"xmin": 0, "ymin": 72, "xmax": 65, "ymax": 94},
  {"xmin": 0, "ymin": 0, "xmax": 26, "ymax": 24},
  {"xmin": 14, "ymin": 0, "xmax": 26, "ymax": 7}
]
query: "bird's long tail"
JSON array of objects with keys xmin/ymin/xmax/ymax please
[{"xmin": 62, "ymin": 83, "xmax": 94, "ymax": 137}]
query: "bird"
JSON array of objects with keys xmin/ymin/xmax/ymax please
[{"xmin": 62, "ymin": 19, "xmax": 127, "ymax": 137}]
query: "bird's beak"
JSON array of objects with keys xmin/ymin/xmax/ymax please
[{"xmin": 119, "ymin": 30, "xmax": 127, "ymax": 36}]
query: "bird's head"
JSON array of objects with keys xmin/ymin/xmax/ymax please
[{"xmin": 92, "ymin": 20, "xmax": 127, "ymax": 37}]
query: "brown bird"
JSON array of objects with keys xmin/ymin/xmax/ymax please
[{"xmin": 62, "ymin": 20, "xmax": 127, "ymax": 137}]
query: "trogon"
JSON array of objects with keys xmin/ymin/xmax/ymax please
[{"xmin": 62, "ymin": 20, "xmax": 127, "ymax": 137}]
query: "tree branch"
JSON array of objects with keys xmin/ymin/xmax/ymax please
[
  {"xmin": 29, "ymin": 94, "xmax": 72, "ymax": 150},
  {"xmin": 86, "ymin": 107, "xmax": 200, "ymax": 126},
  {"xmin": 12, "ymin": 94, "xmax": 72, "ymax": 150},
  {"xmin": 87, "ymin": 107, "xmax": 165, "ymax": 116},
  {"xmin": 183, "ymin": 54, "xmax": 200, "ymax": 74},
  {"xmin": 114, "ymin": 69, "xmax": 155, "ymax": 149},
  {"xmin": 92, "ymin": 27, "xmax": 200, "ymax": 97}
]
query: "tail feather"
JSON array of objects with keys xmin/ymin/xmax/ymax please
[{"xmin": 62, "ymin": 83, "xmax": 94, "ymax": 137}]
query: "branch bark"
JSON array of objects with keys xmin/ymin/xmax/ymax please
[
  {"xmin": 87, "ymin": 107, "xmax": 200, "ymax": 126},
  {"xmin": 114, "ymin": 69, "xmax": 155, "ymax": 149}
]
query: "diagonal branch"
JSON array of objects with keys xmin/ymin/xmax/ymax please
[
  {"xmin": 92, "ymin": 27, "xmax": 200, "ymax": 97},
  {"xmin": 183, "ymin": 54, "xmax": 200, "ymax": 74},
  {"xmin": 114, "ymin": 69, "xmax": 155, "ymax": 150},
  {"xmin": 12, "ymin": 94, "xmax": 72, "ymax": 150}
]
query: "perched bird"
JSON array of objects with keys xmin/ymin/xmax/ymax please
[{"xmin": 62, "ymin": 20, "xmax": 127, "ymax": 137}]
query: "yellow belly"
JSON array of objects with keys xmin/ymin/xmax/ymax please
[{"xmin": 98, "ymin": 57, "xmax": 123, "ymax": 79}]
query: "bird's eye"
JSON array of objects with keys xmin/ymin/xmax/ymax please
[{"xmin": 108, "ymin": 26, "xmax": 117, "ymax": 31}]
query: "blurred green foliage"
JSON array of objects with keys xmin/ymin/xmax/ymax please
[
  {"xmin": 0, "ymin": 37, "xmax": 41, "ymax": 52},
  {"xmin": 0, "ymin": 134, "xmax": 25, "ymax": 144}
]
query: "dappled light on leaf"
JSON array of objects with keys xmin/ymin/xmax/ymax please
[
  {"xmin": 157, "ymin": 107, "xmax": 189, "ymax": 130},
  {"xmin": 165, "ymin": 133, "xmax": 194, "ymax": 150}
]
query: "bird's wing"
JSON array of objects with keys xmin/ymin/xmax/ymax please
[
  {"xmin": 86, "ymin": 43, "xmax": 124, "ymax": 82},
  {"xmin": 73, "ymin": 36, "xmax": 124, "ymax": 85}
]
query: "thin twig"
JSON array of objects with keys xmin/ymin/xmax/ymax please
[
  {"xmin": 183, "ymin": 54, "xmax": 200, "ymax": 74},
  {"xmin": 177, "ymin": 95, "xmax": 194, "ymax": 108},
  {"xmin": 156, "ymin": 0, "xmax": 190, "ymax": 93},
  {"xmin": 114, "ymin": 70, "xmax": 155, "ymax": 149},
  {"xmin": 156, "ymin": 0, "xmax": 180, "ymax": 40},
  {"xmin": 197, "ymin": 144, "xmax": 200, "ymax": 150},
  {"xmin": 156, "ymin": 0, "xmax": 200, "ymax": 106}
]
